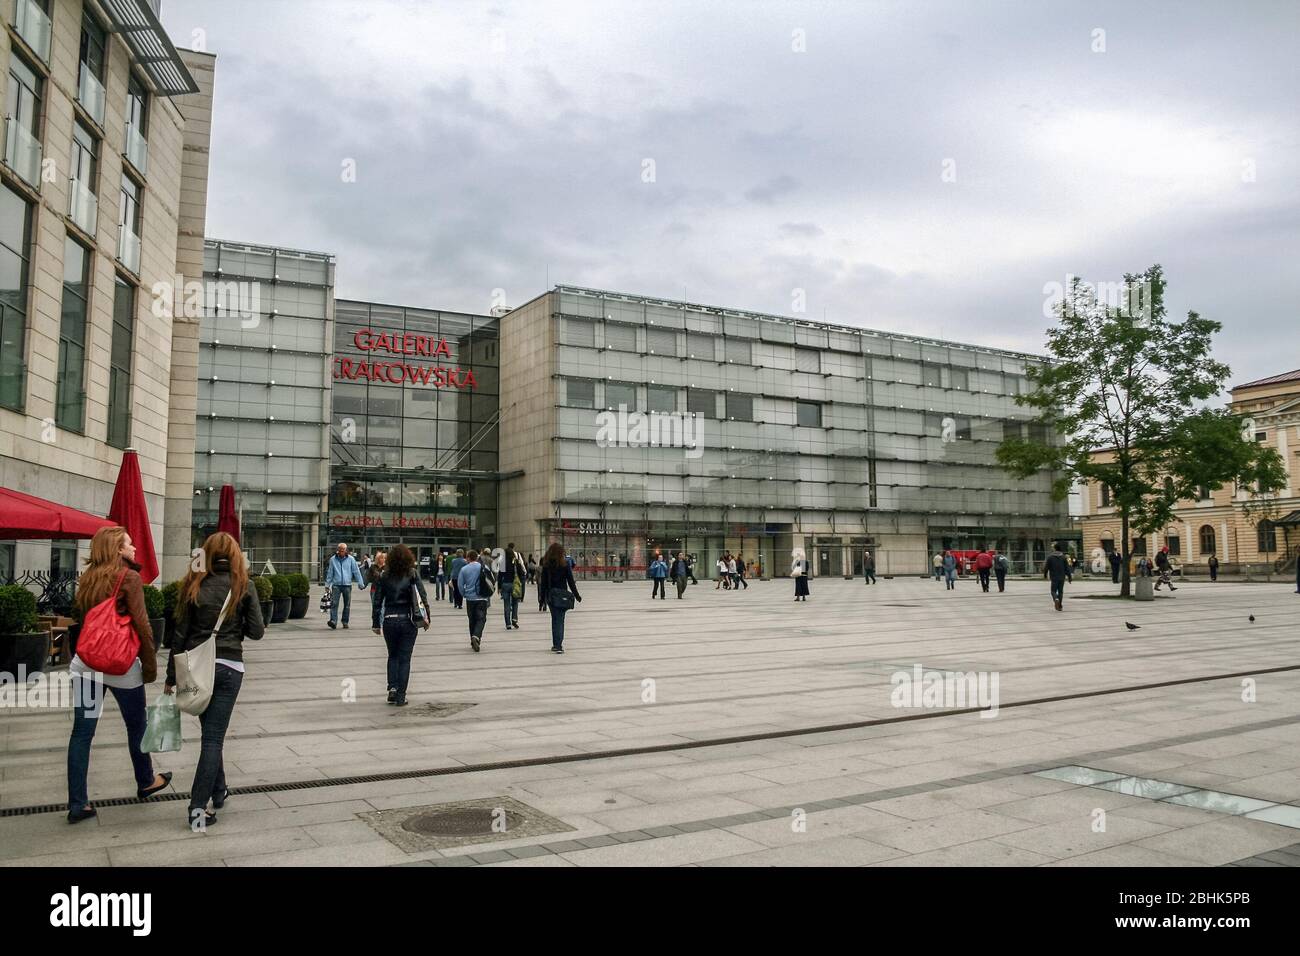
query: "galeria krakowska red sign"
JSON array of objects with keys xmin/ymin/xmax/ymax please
[{"xmin": 332, "ymin": 327, "xmax": 477, "ymax": 389}]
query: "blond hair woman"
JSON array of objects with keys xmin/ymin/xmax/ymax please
[
  {"xmin": 165, "ymin": 532, "xmax": 264, "ymax": 829},
  {"xmin": 66, "ymin": 526, "xmax": 171, "ymax": 823}
]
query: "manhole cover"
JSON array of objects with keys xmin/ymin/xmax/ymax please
[
  {"xmin": 402, "ymin": 807, "xmax": 525, "ymax": 836},
  {"xmin": 359, "ymin": 796, "xmax": 576, "ymax": 852}
]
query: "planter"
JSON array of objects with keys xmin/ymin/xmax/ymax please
[
  {"xmin": 289, "ymin": 595, "xmax": 309, "ymax": 619},
  {"xmin": 271, "ymin": 596, "xmax": 291, "ymax": 623},
  {"xmin": 1, "ymin": 632, "xmax": 49, "ymax": 678},
  {"xmin": 149, "ymin": 617, "xmax": 165, "ymax": 651},
  {"xmin": 261, "ymin": 600, "xmax": 274, "ymax": 623},
  {"xmin": 1134, "ymin": 577, "xmax": 1155, "ymax": 601}
]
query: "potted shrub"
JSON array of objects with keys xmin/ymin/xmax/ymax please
[
  {"xmin": 253, "ymin": 575, "xmax": 273, "ymax": 624},
  {"xmin": 0, "ymin": 584, "xmax": 47, "ymax": 679},
  {"xmin": 162, "ymin": 580, "xmax": 182, "ymax": 648},
  {"xmin": 142, "ymin": 584, "xmax": 165, "ymax": 651},
  {"xmin": 269, "ymin": 574, "xmax": 292, "ymax": 624},
  {"xmin": 287, "ymin": 573, "xmax": 310, "ymax": 619}
]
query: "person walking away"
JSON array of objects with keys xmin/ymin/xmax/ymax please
[
  {"xmin": 457, "ymin": 549, "xmax": 492, "ymax": 652},
  {"xmin": 686, "ymin": 554, "xmax": 698, "ymax": 584},
  {"xmin": 716, "ymin": 556, "xmax": 729, "ymax": 589},
  {"xmin": 736, "ymin": 554, "xmax": 749, "ymax": 589},
  {"xmin": 793, "ymin": 554, "xmax": 811, "ymax": 601},
  {"xmin": 449, "ymin": 548, "xmax": 467, "ymax": 608},
  {"xmin": 1153, "ymin": 545, "xmax": 1178, "ymax": 591},
  {"xmin": 1207, "ymin": 553, "xmax": 1219, "ymax": 583},
  {"xmin": 367, "ymin": 550, "xmax": 387, "ymax": 594},
  {"xmin": 1042, "ymin": 544, "xmax": 1073, "ymax": 612},
  {"xmin": 499, "ymin": 544, "xmax": 527, "ymax": 628},
  {"xmin": 943, "ymin": 551, "xmax": 957, "ymax": 590},
  {"xmin": 933, "ymin": 552, "xmax": 944, "ymax": 581},
  {"xmin": 371, "ymin": 544, "xmax": 428, "ymax": 706},
  {"xmin": 325, "ymin": 542, "xmax": 365, "ymax": 629},
  {"xmin": 527, "ymin": 553, "xmax": 538, "ymax": 584},
  {"xmin": 1109, "ymin": 550, "xmax": 1122, "ymax": 584},
  {"xmin": 649, "ymin": 552, "xmax": 668, "ymax": 599},
  {"xmin": 975, "ymin": 549, "xmax": 993, "ymax": 592},
  {"xmin": 672, "ymin": 552, "xmax": 690, "ymax": 598},
  {"xmin": 993, "ymin": 549, "xmax": 1009, "ymax": 592},
  {"xmin": 539, "ymin": 543, "xmax": 582, "ymax": 653},
  {"xmin": 863, "ymin": 550, "xmax": 877, "ymax": 585},
  {"xmin": 727, "ymin": 554, "xmax": 740, "ymax": 590},
  {"xmin": 166, "ymin": 532, "xmax": 264, "ymax": 829},
  {"xmin": 66, "ymin": 526, "xmax": 171, "ymax": 824}
]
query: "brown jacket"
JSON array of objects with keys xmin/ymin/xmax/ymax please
[{"xmin": 76, "ymin": 558, "xmax": 157, "ymax": 683}]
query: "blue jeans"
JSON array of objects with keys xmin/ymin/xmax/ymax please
[
  {"xmin": 190, "ymin": 665, "xmax": 242, "ymax": 813},
  {"xmin": 1050, "ymin": 578, "xmax": 1067, "ymax": 603},
  {"xmin": 67, "ymin": 678, "xmax": 154, "ymax": 811},
  {"xmin": 383, "ymin": 618, "xmax": 418, "ymax": 695},
  {"xmin": 945, "ymin": 570, "xmax": 956, "ymax": 589},
  {"xmin": 502, "ymin": 589, "xmax": 519, "ymax": 626},
  {"xmin": 329, "ymin": 585, "xmax": 352, "ymax": 625},
  {"xmin": 549, "ymin": 606, "xmax": 567, "ymax": 648},
  {"xmin": 435, "ymin": 576, "xmax": 446, "ymax": 601}
]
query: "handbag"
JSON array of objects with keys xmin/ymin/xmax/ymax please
[
  {"xmin": 511, "ymin": 575, "xmax": 523, "ymax": 600},
  {"xmin": 174, "ymin": 591, "xmax": 229, "ymax": 716},
  {"xmin": 547, "ymin": 587, "xmax": 575, "ymax": 611},
  {"xmin": 140, "ymin": 692, "xmax": 183, "ymax": 753},
  {"xmin": 409, "ymin": 576, "xmax": 429, "ymax": 626},
  {"xmin": 77, "ymin": 570, "xmax": 140, "ymax": 676},
  {"xmin": 478, "ymin": 566, "xmax": 496, "ymax": 597}
]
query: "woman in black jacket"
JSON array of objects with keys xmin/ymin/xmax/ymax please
[
  {"xmin": 165, "ymin": 532, "xmax": 264, "ymax": 830},
  {"xmin": 538, "ymin": 543, "xmax": 581, "ymax": 653},
  {"xmin": 371, "ymin": 544, "xmax": 429, "ymax": 706}
]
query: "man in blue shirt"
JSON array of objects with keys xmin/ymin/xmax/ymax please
[
  {"xmin": 325, "ymin": 542, "xmax": 366, "ymax": 629},
  {"xmin": 457, "ymin": 549, "xmax": 493, "ymax": 652}
]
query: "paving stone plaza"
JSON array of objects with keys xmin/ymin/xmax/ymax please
[{"xmin": 3, "ymin": 576, "xmax": 1297, "ymax": 867}]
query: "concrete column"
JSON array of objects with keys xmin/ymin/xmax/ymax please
[{"xmin": 1221, "ymin": 520, "xmax": 1230, "ymax": 562}]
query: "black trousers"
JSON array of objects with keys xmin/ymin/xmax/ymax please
[
  {"xmin": 466, "ymin": 600, "xmax": 488, "ymax": 638},
  {"xmin": 995, "ymin": 570, "xmax": 1006, "ymax": 592},
  {"xmin": 978, "ymin": 569, "xmax": 991, "ymax": 591},
  {"xmin": 651, "ymin": 578, "xmax": 666, "ymax": 599}
]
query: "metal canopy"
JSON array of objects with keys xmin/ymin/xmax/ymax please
[
  {"xmin": 100, "ymin": 0, "xmax": 199, "ymax": 96},
  {"xmin": 1272, "ymin": 510, "xmax": 1300, "ymax": 526}
]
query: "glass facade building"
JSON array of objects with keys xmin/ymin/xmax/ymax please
[{"xmin": 498, "ymin": 286, "xmax": 1071, "ymax": 578}]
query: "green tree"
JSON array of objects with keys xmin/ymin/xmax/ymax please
[{"xmin": 997, "ymin": 265, "xmax": 1287, "ymax": 596}]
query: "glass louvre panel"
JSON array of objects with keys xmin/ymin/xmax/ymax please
[
  {"xmin": 686, "ymin": 332, "xmax": 715, "ymax": 360},
  {"xmin": 107, "ymin": 277, "xmax": 134, "ymax": 448},
  {"xmin": 646, "ymin": 328, "xmax": 677, "ymax": 356},
  {"xmin": 566, "ymin": 379, "xmax": 595, "ymax": 408},
  {"xmin": 686, "ymin": 388, "xmax": 717, "ymax": 417},
  {"xmin": 725, "ymin": 338, "xmax": 752, "ymax": 364},
  {"xmin": 563, "ymin": 318, "xmax": 595, "ymax": 346},
  {"xmin": 725, "ymin": 392, "xmax": 753, "ymax": 421},
  {"xmin": 603, "ymin": 322, "xmax": 637, "ymax": 350},
  {"xmin": 605, "ymin": 382, "xmax": 636, "ymax": 409},
  {"xmin": 646, "ymin": 385, "xmax": 676, "ymax": 412},
  {"xmin": 796, "ymin": 401, "xmax": 821, "ymax": 427},
  {"xmin": 795, "ymin": 348, "xmax": 820, "ymax": 373}
]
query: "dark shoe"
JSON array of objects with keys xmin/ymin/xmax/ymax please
[
  {"xmin": 67, "ymin": 806, "xmax": 97, "ymax": 824},
  {"xmin": 188, "ymin": 810, "xmax": 217, "ymax": 830},
  {"xmin": 395, "ymin": 695, "xmax": 408, "ymax": 707},
  {"xmin": 342, "ymin": 623, "xmax": 349, "ymax": 629},
  {"xmin": 554, "ymin": 647, "xmax": 564, "ymax": 654},
  {"xmin": 471, "ymin": 636, "xmax": 481, "ymax": 652},
  {"xmin": 327, "ymin": 620, "xmax": 336, "ymax": 629},
  {"xmin": 212, "ymin": 788, "xmax": 230, "ymax": 809},
  {"xmin": 138, "ymin": 771, "xmax": 173, "ymax": 799},
  {"xmin": 387, "ymin": 688, "xmax": 396, "ymax": 703}
]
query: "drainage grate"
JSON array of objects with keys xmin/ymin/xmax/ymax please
[
  {"xmin": 4, "ymin": 663, "xmax": 1299, "ymax": 818},
  {"xmin": 361, "ymin": 796, "xmax": 574, "ymax": 852}
]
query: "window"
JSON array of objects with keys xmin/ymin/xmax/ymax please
[
  {"xmin": 1100, "ymin": 484, "xmax": 1111, "ymax": 507},
  {"xmin": 794, "ymin": 347, "xmax": 820, "ymax": 374},
  {"xmin": 686, "ymin": 388, "xmax": 717, "ymax": 417},
  {"xmin": 686, "ymin": 332, "xmax": 715, "ymax": 360},
  {"xmin": 796, "ymin": 401, "xmax": 822, "ymax": 427},
  {"xmin": 920, "ymin": 362, "xmax": 942, "ymax": 387},
  {"xmin": 51, "ymin": 541, "xmax": 77, "ymax": 580},
  {"xmin": 1257, "ymin": 520, "xmax": 1277, "ymax": 554},
  {"xmin": 4, "ymin": 54, "xmax": 44, "ymax": 186},
  {"xmin": 79, "ymin": 13, "xmax": 107, "ymax": 80},
  {"xmin": 949, "ymin": 367, "xmax": 969, "ymax": 391},
  {"xmin": 1197, "ymin": 485, "xmax": 1211, "ymax": 501},
  {"xmin": 1131, "ymin": 537, "xmax": 1147, "ymax": 556},
  {"xmin": 565, "ymin": 378, "xmax": 594, "ymax": 408},
  {"xmin": 1199, "ymin": 525, "xmax": 1216, "ymax": 555},
  {"xmin": 725, "ymin": 338, "xmax": 752, "ymax": 365},
  {"xmin": 107, "ymin": 277, "xmax": 134, "ymax": 448},
  {"xmin": 1254, "ymin": 431, "xmax": 1267, "ymax": 443},
  {"xmin": 0, "ymin": 185, "xmax": 34, "ymax": 410},
  {"xmin": 1165, "ymin": 533, "xmax": 1180, "ymax": 555},
  {"xmin": 56, "ymin": 235, "xmax": 91, "ymax": 431},
  {"xmin": 603, "ymin": 322, "xmax": 637, "ymax": 351},
  {"xmin": 646, "ymin": 384, "xmax": 676, "ymax": 413},
  {"xmin": 646, "ymin": 327, "xmax": 677, "ymax": 356},
  {"xmin": 0, "ymin": 541, "xmax": 14, "ymax": 582},
  {"xmin": 604, "ymin": 381, "xmax": 635, "ymax": 410},
  {"xmin": 1027, "ymin": 422, "xmax": 1050, "ymax": 445},
  {"xmin": 118, "ymin": 174, "xmax": 141, "ymax": 270},
  {"xmin": 126, "ymin": 73, "xmax": 148, "ymax": 136},
  {"xmin": 1100, "ymin": 532, "xmax": 1115, "ymax": 554},
  {"xmin": 562, "ymin": 318, "xmax": 595, "ymax": 347},
  {"xmin": 726, "ymin": 392, "xmax": 754, "ymax": 422},
  {"xmin": 1005, "ymin": 374, "xmax": 1022, "ymax": 395}
]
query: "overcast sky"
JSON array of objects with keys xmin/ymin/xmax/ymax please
[{"xmin": 162, "ymin": 0, "xmax": 1298, "ymax": 392}]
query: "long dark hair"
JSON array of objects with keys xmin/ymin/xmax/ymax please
[
  {"xmin": 387, "ymin": 544, "xmax": 415, "ymax": 579},
  {"xmin": 542, "ymin": 542, "xmax": 566, "ymax": 571}
]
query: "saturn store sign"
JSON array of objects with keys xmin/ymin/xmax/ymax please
[{"xmin": 332, "ymin": 328, "xmax": 478, "ymax": 388}]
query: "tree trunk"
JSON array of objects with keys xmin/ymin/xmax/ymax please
[{"xmin": 1120, "ymin": 511, "xmax": 1131, "ymax": 598}]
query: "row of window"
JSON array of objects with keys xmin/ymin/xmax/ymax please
[
  {"xmin": 558, "ymin": 318, "xmax": 1030, "ymax": 394},
  {"xmin": 1102, "ymin": 523, "xmax": 1281, "ymax": 555},
  {"xmin": 1097, "ymin": 482, "xmax": 1215, "ymax": 508}
]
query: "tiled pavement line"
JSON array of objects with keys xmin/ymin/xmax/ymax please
[
  {"xmin": 7, "ymin": 664, "xmax": 1299, "ymax": 817},
  {"xmin": 396, "ymin": 713, "xmax": 1300, "ymax": 866},
  {"xmin": 1224, "ymin": 842, "xmax": 1300, "ymax": 867}
]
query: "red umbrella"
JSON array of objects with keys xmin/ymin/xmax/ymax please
[
  {"xmin": 0, "ymin": 487, "xmax": 117, "ymax": 539},
  {"xmin": 216, "ymin": 484, "xmax": 240, "ymax": 544},
  {"xmin": 107, "ymin": 449, "xmax": 159, "ymax": 584}
]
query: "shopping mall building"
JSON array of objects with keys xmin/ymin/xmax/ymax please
[{"xmin": 192, "ymin": 246, "xmax": 1072, "ymax": 579}]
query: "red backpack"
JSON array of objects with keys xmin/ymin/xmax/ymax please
[{"xmin": 76, "ymin": 570, "xmax": 141, "ymax": 676}]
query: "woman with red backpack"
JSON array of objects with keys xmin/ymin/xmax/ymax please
[{"xmin": 65, "ymin": 526, "xmax": 171, "ymax": 824}]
